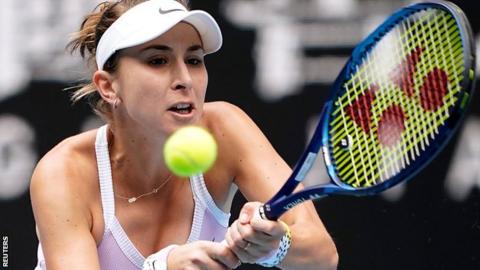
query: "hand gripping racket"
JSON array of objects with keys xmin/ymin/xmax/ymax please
[{"xmin": 259, "ymin": 0, "xmax": 476, "ymax": 220}]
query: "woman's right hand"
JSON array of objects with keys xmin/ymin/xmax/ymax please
[{"xmin": 168, "ymin": 241, "xmax": 240, "ymax": 270}]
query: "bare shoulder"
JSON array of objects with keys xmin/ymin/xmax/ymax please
[
  {"xmin": 200, "ymin": 102, "xmax": 265, "ymax": 205},
  {"xmin": 30, "ymin": 129, "xmax": 99, "ymax": 228},
  {"xmin": 203, "ymin": 101, "xmax": 250, "ymax": 124},
  {"xmin": 203, "ymin": 101, "xmax": 260, "ymax": 141},
  {"xmin": 202, "ymin": 102, "xmax": 261, "ymax": 162},
  {"xmin": 30, "ymin": 129, "xmax": 103, "ymax": 268},
  {"xmin": 31, "ymin": 129, "xmax": 98, "ymax": 189},
  {"xmin": 202, "ymin": 102, "xmax": 291, "ymax": 202}
]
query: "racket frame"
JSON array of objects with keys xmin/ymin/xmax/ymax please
[{"xmin": 261, "ymin": 0, "xmax": 476, "ymax": 220}]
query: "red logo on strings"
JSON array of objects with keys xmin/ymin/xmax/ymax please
[{"xmin": 347, "ymin": 46, "xmax": 449, "ymax": 147}]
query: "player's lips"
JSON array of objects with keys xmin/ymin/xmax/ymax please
[{"xmin": 168, "ymin": 102, "xmax": 195, "ymax": 116}]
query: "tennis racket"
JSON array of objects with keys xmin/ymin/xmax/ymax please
[{"xmin": 259, "ymin": 0, "xmax": 476, "ymax": 220}]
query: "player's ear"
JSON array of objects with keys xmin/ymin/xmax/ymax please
[{"xmin": 93, "ymin": 70, "xmax": 118, "ymax": 105}]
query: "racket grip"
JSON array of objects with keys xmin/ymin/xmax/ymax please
[{"xmin": 258, "ymin": 204, "xmax": 278, "ymax": 221}]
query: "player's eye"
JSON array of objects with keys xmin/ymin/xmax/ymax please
[
  {"xmin": 148, "ymin": 57, "xmax": 167, "ymax": 66},
  {"xmin": 187, "ymin": 56, "xmax": 203, "ymax": 66}
]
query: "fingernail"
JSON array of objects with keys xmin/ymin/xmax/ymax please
[{"xmin": 234, "ymin": 261, "xmax": 242, "ymax": 269}]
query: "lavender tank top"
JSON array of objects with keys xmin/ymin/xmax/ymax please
[{"xmin": 34, "ymin": 125, "xmax": 230, "ymax": 269}]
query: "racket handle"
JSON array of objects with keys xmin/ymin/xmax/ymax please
[{"xmin": 258, "ymin": 204, "xmax": 278, "ymax": 221}]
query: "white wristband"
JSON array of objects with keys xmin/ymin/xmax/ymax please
[
  {"xmin": 256, "ymin": 221, "xmax": 292, "ymax": 267},
  {"xmin": 143, "ymin": 245, "xmax": 178, "ymax": 270}
]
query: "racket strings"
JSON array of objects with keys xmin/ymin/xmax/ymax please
[
  {"xmin": 377, "ymin": 11, "xmax": 461, "ymax": 181},
  {"xmin": 379, "ymin": 10, "xmax": 464, "ymax": 178},
  {"xmin": 329, "ymin": 9, "xmax": 465, "ymax": 188},
  {"xmin": 371, "ymin": 10, "xmax": 461, "ymax": 181}
]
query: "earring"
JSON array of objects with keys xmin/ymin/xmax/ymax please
[{"xmin": 113, "ymin": 99, "xmax": 118, "ymax": 109}]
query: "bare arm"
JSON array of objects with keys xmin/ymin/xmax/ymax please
[
  {"xmin": 30, "ymin": 154, "xmax": 101, "ymax": 270},
  {"xmin": 212, "ymin": 102, "xmax": 338, "ymax": 270}
]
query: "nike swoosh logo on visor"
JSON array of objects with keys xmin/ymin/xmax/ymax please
[{"xmin": 159, "ymin": 8, "xmax": 184, "ymax": 15}]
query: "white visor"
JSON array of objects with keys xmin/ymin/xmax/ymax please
[{"xmin": 95, "ymin": 0, "xmax": 223, "ymax": 70}]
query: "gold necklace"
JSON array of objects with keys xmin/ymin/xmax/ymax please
[{"xmin": 116, "ymin": 174, "xmax": 173, "ymax": 203}]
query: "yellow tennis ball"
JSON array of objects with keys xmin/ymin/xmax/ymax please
[{"xmin": 164, "ymin": 126, "xmax": 218, "ymax": 177}]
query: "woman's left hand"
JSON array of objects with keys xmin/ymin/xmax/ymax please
[{"xmin": 224, "ymin": 202, "xmax": 287, "ymax": 264}]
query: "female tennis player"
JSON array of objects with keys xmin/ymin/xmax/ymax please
[{"xmin": 30, "ymin": 0, "xmax": 338, "ymax": 269}]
